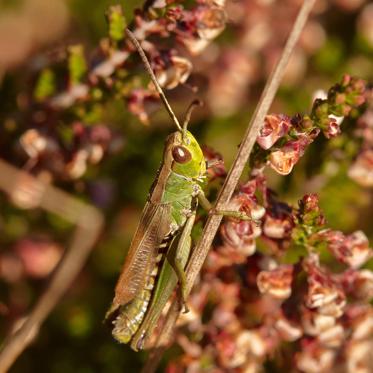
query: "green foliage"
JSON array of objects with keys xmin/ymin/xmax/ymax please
[
  {"xmin": 68, "ymin": 45, "xmax": 87, "ymax": 85},
  {"xmin": 34, "ymin": 69, "xmax": 56, "ymax": 100},
  {"xmin": 107, "ymin": 5, "xmax": 127, "ymax": 42},
  {"xmin": 313, "ymin": 38, "xmax": 344, "ymax": 74}
]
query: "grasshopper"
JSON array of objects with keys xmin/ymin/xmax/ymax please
[{"xmin": 106, "ymin": 29, "xmax": 251, "ymax": 351}]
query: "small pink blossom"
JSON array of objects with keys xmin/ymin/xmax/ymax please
[
  {"xmin": 320, "ymin": 229, "xmax": 372, "ymax": 268},
  {"xmin": 296, "ymin": 340, "xmax": 336, "ymax": 373},
  {"xmin": 154, "ymin": 54, "xmax": 192, "ymax": 89},
  {"xmin": 304, "ymin": 255, "xmax": 346, "ymax": 317},
  {"xmin": 257, "ymin": 114, "xmax": 291, "ymax": 150},
  {"xmin": 257, "ymin": 265, "xmax": 293, "ymax": 300},
  {"xmin": 302, "ymin": 308, "xmax": 336, "ymax": 337},
  {"xmin": 220, "ymin": 220, "xmax": 259, "ymax": 256},
  {"xmin": 127, "ymin": 89, "xmax": 159, "ymax": 124},
  {"xmin": 322, "ymin": 117, "xmax": 342, "ymax": 139},
  {"xmin": 345, "ymin": 339, "xmax": 373, "ymax": 373},
  {"xmin": 220, "ymin": 193, "xmax": 264, "ymax": 257},
  {"xmin": 14, "ymin": 238, "xmax": 62, "ymax": 278},
  {"xmin": 274, "ymin": 315, "xmax": 303, "ymax": 341},
  {"xmin": 341, "ymin": 269, "xmax": 373, "ymax": 301},
  {"xmin": 269, "ymin": 134, "xmax": 316, "ymax": 175},
  {"xmin": 263, "ymin": 214, "xmax": 292, "ymax": 239},
  {"xmin": 317, "ymin": 323, "xmax": 344, "ymax": 348},
  {"xmin": 348, "ymin": 150, "xmax": 373, "ymax": 187}
]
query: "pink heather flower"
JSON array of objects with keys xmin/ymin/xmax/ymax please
[
  {"xmin": 14, "ymin": 238, "xmax": 62, "ymax": 278},
  {"xmin": 89, "ymin": 50, "xmax": 129, "ymax": 80},
  {"xmin": 301, "ymin": 308, "xmax": 337, "ymax": 337},
  {"xmin": 257, "ymin": 265, "xmax": 293, "ymax": 300},
  {"xmin": 348, "ymin": 150, "xmax": 373, "ymax": 187},
  {"xmin": 269, "ymin": 133, "xmax": 316, "ymax": 175},
  {"xmin": 127, "ymin": 89, "xmax": 159, "ymax": 125},
  {"xmin": 322, "ymin": 117, "xmax": 342, "ymax": 139},
  {"xmin": 317, "ymin": 323, "xmax": 344, "ymax": 348},
  {"xmin": 177, "ymin": 4, "xmax": 226, "ymax": 55},
  {"xmin": 257, "ymin": 114, "xmax": 291, "ymax": 150},
  {"xmin": 220, "ymin": 193, "xmax": 264, "ymax": 257},
  {"xmin": 263, "ymin": 214, "xmax": 293, "ymax": 239},
  {"xmin": 215, "ymin": 331, "xmax": 241, "ymax": 369},
  {"xmin": 344, "ymin": 305, "xmax": 373, "ymax": 341},
  {"xmin": 233, "ymin": 330, "xmax": 268, "ymax": 360},
  {"xmin": 20, "ymin": 129, "xmax": 58, "ymax": 159},
  {"xmin": 274, "ymin": 315, "xmax": 303, "ymax": 342},
  {"xmin": 345, "ymin": 339, "xmax": 373, "ymax": 373},
  {"xmin": 65, "ymin": 149, "xmax": 89, "ymax": 179},
  {"xmin": 320, "ymin": 229, "xmax": 372, "ymax": 269},
  {"xmin": 341, "ymin": 269, "xmax": 373, "ymax": 301},
  {"xmin": 220, "ymin": 220, "xmax": 258, "ymax": 256},
  {"xmin": 154, "ymin": 54, "xmax": 192, "ymax": 90},
  {"xmin": 269, "ymin": 144, "xmax": 299, "ymax": 175},
  {"xmin": 304, "ymin": 255, "xmax": 346, "ymax": 317},
  {"xmin": 296, "ymin": 340, "xmax": 336, "ymax": 373}
]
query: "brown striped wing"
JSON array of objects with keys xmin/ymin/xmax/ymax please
[{"xmin": 108, "ymin": 201, "xmax": 171, "ymax": 317}]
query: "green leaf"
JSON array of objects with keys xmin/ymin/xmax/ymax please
[
  {"xmin": 107, "ymin": 5, "xmax": 127, "ymax": 42},
  {"xmin": 68, "ymin": 45, "xmax": 87, "ymax": 85},
  {"xmin": 34, "ymin": 69, "xmax": 56, "ymax": 100}
]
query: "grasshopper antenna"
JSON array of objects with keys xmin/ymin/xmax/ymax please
[
  {"xmin": 125, "ymin": 29, "xmax": 183, "ymax": 132},
  {"xmin": 183, "ymin": 99, "xmax": 203, "ymax": 132}
]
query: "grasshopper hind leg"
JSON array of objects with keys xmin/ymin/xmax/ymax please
[{"xmin": 167, "ymin": 253, "xmax": 190, "ymax": 313}]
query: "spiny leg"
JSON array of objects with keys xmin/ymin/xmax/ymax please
[
  {"xmin": 168, "ymin": 254, "xmax": 189, "ymax": 313},
  {"xmin": 166, "ymin": 212, "xmax": 196, "ymax": 313}
]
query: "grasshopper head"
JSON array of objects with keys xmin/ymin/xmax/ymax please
[{"xmin": 169, "ymin": 130, "xmax": 206, "ymax": 180}]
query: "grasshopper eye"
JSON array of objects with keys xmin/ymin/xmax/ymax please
[{"xmin": 172, "ymin": 146, "xmax": 191, "ymax": 163}]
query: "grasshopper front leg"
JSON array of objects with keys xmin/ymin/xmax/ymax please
[{"xmin": 197, "ymin": 189, "xmax": 255, "ymax": 221}]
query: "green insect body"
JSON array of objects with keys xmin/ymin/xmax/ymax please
[
  {"xmin": 107, "ymin": 131, "xmax": 206, "ymax": 348},
  {"xmin": 130, "ymin": 211, "xmax": 196, "ymax": 350},
  {"xmin": 107, "ymin": 28, "xmax": 254, "ymax": 351}
]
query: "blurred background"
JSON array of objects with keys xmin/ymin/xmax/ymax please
[{"xmin": 0, "ymin": 0, "xmax": 372, "ymax": 372}]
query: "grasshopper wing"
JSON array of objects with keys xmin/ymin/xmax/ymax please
[{"xmin": 107, "ymin": 201, "xmax": 171, "ymax": 317}]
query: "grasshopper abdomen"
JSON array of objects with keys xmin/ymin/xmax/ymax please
[{"xmin": 111, "ymin": 237, "xmax": 172, "ymax": 343}]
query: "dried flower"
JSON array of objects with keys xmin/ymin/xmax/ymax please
[
  {"xmin": 269, "ymin": 134, "xmax": 315, "ymax": 175},
  {"xmin": 257, "ymin": 114, "xmax": 291, "ymax": 150},
  {"xmin": 296, "ymin": 341, "xmax": 336, "ymax": 373},
  {"xmin": 304, "ymin": 255, "xmax": 346, "ymax": 317},
  {"xmin": 348, "ymin": 150, "xmax": 373, "ymax": 187},
  {"xmin": 319, "ymin": 230, "xmax": 372, "ymax": 268},
  {"xmin": 257, "ymin": 265, "xmax": 293, "ymax": 300}
]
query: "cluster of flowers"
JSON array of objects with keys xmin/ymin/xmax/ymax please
[
  {"xmin": 252, "ymin": 75, "xmax": 367, "ymax": 176},
  {"xmin": 167, "ymin": 179, "xmax": 372, "ymax": 372},
  {"xmin": 165, "ymin": 77, "xmax": 372, "ymax": 373},
  {"xmin": 18, "ymin": 1, "xmax": 227, "ymax": 180}
]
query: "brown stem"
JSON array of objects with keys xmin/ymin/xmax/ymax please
[
  {"xmin": 142, "ymin": 0, "xmax": 316, "ymax": 371},
  {"xmin": 0, "ymin": 160, "xmax": 104, "ymax": 373}
]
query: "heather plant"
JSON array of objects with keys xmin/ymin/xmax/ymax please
[{"xmin": 0, "ymin": 1, "xmax": 371, "ymax": 372}]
